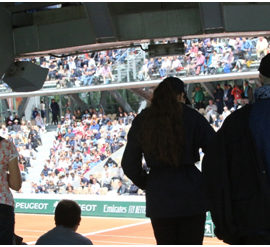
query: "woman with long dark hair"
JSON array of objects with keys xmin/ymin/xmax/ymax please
[{"xmin": 121, "ymin": 77, "xmax": 215, "ymax": 244}]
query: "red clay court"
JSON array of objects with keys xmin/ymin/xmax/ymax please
[{"xmin": 16, "ymin": 213, "xmax": 225, "ymax": 245}]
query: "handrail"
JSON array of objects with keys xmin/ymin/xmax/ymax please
[{"xmin": 0, "ymin": 71, "xmax": 259, "ymax": 99}]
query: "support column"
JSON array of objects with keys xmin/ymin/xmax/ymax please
[
  {"xmin": 130, "ymin": 88, "xmax": 153, "ymax": 103},
  {"xmin": 99, "ymin": 91, "xmax": 109, "ymax": 113},
  {"xmin": 68, "ymin": 94, "xmax": 89, "ymax": 111},
  {"xmin": 109, "ymin": 90, "xmax": 133, "ymax": 113},
  {"xmin": 17, "ymin": 97, "xmax": 30, "ymax": 118},
  {"xmin": 201, "ymin": 82, "xmax": 215, "ymax": 99}
]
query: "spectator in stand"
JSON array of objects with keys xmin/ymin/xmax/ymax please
[
  {"xmin": 234, "ymin": 37, "xmax": 243, "ymax": 58},
  {"xmin": 221, "ymin": 106, "xmax": 231, "ymax": 120},
  {"xmin": 90, "ymin": 177, "xmax": 100, "ymax": 194},
  {"xmin": 101, "ymin": 166, "xmax": 112, "ymax": 191},
  {"xmin": 223, "ymin": 83, "xmax": 234, "ymax": 109},
  {"xmin": 50, "ymin": 99, "xmax": 60, "ymax": 125},
  {"xmin": 13, "ymin": 114, "xmax": 21, "ymax": 125},
  {"xmin": 79, "ymin": 174, "xmax": 89, "ymax": 189},
  {"xmin": 193, "ymin": 85, "xmax": 205, "ymax": 110},
  {"xmin": 222, "ymin": 48, "xmax": 234, "ymax": 73},
  {"xmin": 117, "ymin": 179, "xmax": 127, "ymax": 195},
  {"xmin": 32, "ymin": 107, "xmax": 39, "ymax": 120},
  {"xmin": 256, "ymin": 36, "xmax": 268, "ymax": 59},
  {"xmin": 35, "ymin": 113, "xmax": 45, "ymax": 130},
  {"xmin": 81, "ymin": 64, "xmax": 92, "ymax": 86},
  {"xmin": 41, "ymin": 165, "xmax": 51, "ymax": 177},
  {"xmin": 72, "ymin": 157, "xmax": 82, "ymax": 171},
  {"xmin": 198, "ymin": 40, "xmax": 205, "ymax": 54},
  {"xmin": 214, "ymin": 84, "xmax": 224, "ymax": 114},
  {"xmin": 12, "ymin": 120, "xmax": 21, "ymax": 133},
  {"xmin": 243, "ymin": 80, "xmax": 254, "ymax": 104},
  {"xmin": 40, "ymin": 100, "xmax": 46, "ymax": 124},
  {"xmin": 202, "ymin": 53, "xmax": 213, "ymax": 74},
  {"xmin": 138, "ymin": 59, "xmax": 151, "ymax": 81},
  {"xmin": 205, "ymin": 99, "xmax": 218, "ymax": 123},
  {"xmin": 170, "ymin": 56, "xmax": 183, "ymax": 74},
  {"xmin": 36, "ymin": 200, "xmax": 93, "ymax": 245},
  {"xmin": 0, "ymin": 124, "xmax": 9, "ymax": 138},
  {"xmin": 147, "ymin": 58, "xmax": 157, "ymax": 78},
  {"xmin": 101, "ymin": 63, "xmax": 114, "ymax": 84},
  {"xmin": 210, "ymin": 48, "xmax": 220, "ymax": 67},
  {"xmin": 159, "ymin": 57, "xmax": 171, "ymax": 78},
  {"xmin": 241, "ymin": 37, "xmax": 253, "ymax": 60},
  {"xmin": 194, "ymin": 51, "xmax": 205, "ymax": 75},
  {"xmin": 231, "ymin": 84, "xmax": 243, "ymax": 104},
  {"xmin": 204, "ymin": 41, "xmax": 214, "ymax": 56},
  {"xmin": 47, "ymin": 60, "xmax": 57, "ymax": 80},
  {"xmin": 122, "ymin": 77, "xmax": 215, "ymax": 244}
]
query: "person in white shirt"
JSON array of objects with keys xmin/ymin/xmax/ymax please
[
  {"xmin": 256, "ymin": 36, "xmax": 268, "ymax": 59},
  {"xmin": 90, "ymin": 178, "xmax": 100, "ymax": 194},
  {"xmin": 205, "ymin": 99, "xmax": 218, "ymax": 122}
]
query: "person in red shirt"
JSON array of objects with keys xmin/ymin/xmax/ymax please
[{"xmin": 231, "ymin": 84, "xmax": 243, "ymax": 103}]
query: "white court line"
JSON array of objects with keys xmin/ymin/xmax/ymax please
[
  {"xmin": 27, "ymin": 219, "xmax": 150, "ymax": 245},
  {"xmin": 82, "ymin": 220, "xmax": 150, "ymax": 237},
  {"xmin": 91, "ymin": 239, "xmax": 152, "ymax": 245},
  {"xmin": 93, "ymin": 234, "xmax": 154, "ymax": 240}
]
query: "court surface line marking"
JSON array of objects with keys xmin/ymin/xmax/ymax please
[
  {"xmin": 82, "ymin": 220, "xmax": 151, "ymax": 236},
  {"xmin": 27, "ymin": 219, "xmax": 150, "ymax": 245},
  {"xmin": 93, "ymin": 234, "xmax": 154, "ymax": 239},
  {"xmin": 90, "ymin": 239, "xmax": 153, "ymax": 245}
]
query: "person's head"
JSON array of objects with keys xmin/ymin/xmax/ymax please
[
  {"xmin": 141, "ymin": 77, "xmax": 186, "ymax": 167},
  {"xmin": 151, "ymin": 77, "xmax": 185, "ymax": 107},
  {"xmin": 54, "ymin": 200, "xmax": 81, "ymax": 231},
  {"xmin": 258, "ymin": 54, "xmax": 270, "ymax": 85}
]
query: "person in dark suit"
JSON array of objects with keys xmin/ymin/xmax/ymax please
[
  {"xmin": 203, "ymin": 54, "xmax": 270, "ymax": 244},
  {"xmin": 50, "ymin": 98, "xmax": 60, "ymax": 125},
  {"xmin": 121, "ymin": 77, "xmax": 215, "ymax": 245}
]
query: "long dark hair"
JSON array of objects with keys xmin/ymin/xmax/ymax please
[{"xmin": 141, "ymin": 77, "xmax": 185, "ymax": 167}]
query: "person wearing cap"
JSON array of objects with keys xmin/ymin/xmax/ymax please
[
  {"xmin": 203, "ymin": 53, "xmax": 270, "ymax": 244},
  {"xmin": 122, "ymin": 77, "xmax": 215, "ymax": 244}
]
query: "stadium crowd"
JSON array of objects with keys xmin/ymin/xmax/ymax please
[
  {"xmin": 0, "ymin": 114, "xmax": 43, "ymax": 176},
  {"xmin": 3, "ymin": 35, "xmax": 262, "ymax": 195},
  {"xmin": 192, "ymin": 80, "xmax": 254, "ymax": 131},
  {"xmin": 1, "ymin": 75, "xmax": 256, "ymax": 196},
  {"xmin": 138, "ymin": 37, "xmax": 269, "ymax": 80},
  {"xmin": 5, "ymin": 36, "xmax": 268, "ymax": 90},
  {"xmin": 23, "ymin": 107, "xmax": 143, "ymax": 196}
]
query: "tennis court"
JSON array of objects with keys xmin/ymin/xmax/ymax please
[{"xmin": 15, "ymin": 213, "xmax": 225, "ymax": 245}]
